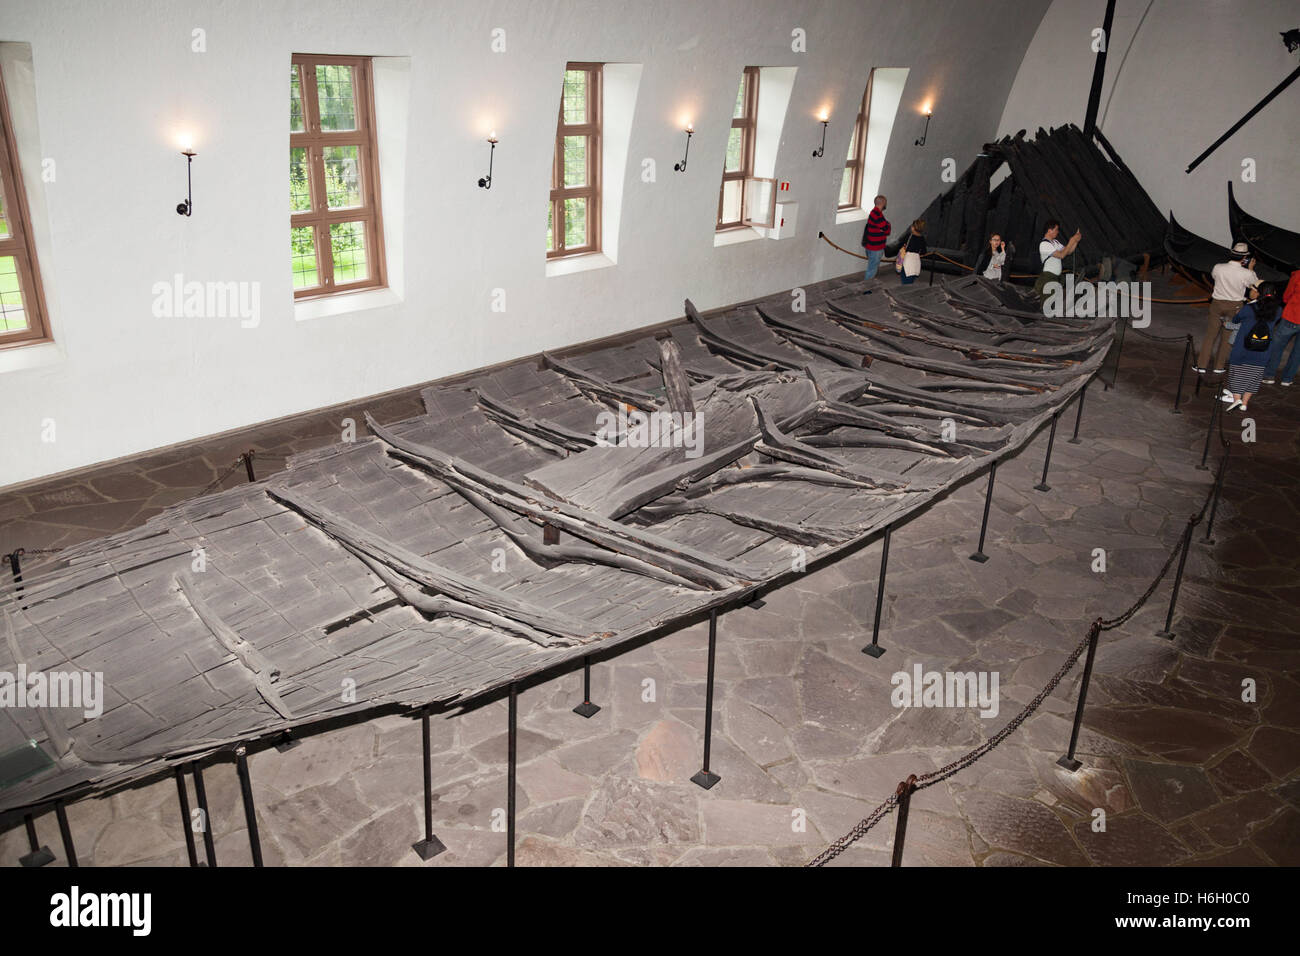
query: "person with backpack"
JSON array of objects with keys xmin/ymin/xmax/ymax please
[
  {"xmin": 1225, "ymin": 282, "xmax": 1281, "ymax": 412},
  {"xmin": 1033, "ymin": 220, "xmax": 1081, "ymax": 299},
  {"xmin": 1196, "ymin": 242, "xmax": 1259, "ymax": 374},
  {"xmin": 1261, "ymin": 268, "xmax": 1300, "ymax": 387}
]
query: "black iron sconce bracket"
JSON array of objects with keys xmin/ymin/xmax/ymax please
[
  {"xmin": 176, "ymin": 150, "xmax": 196, "ymax": 216},
  {"xmin": 478, "ymin": 137, "xmax": 497, "ymax": 189},
  {"xmin": 812, "ymin": 120, "xmax": 828, "ymax": 158},
  {"xmin": 674, "ymin": 129, "xmax": 693, "ymax": 172}
]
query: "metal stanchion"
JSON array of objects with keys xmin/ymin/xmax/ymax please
[
  {"xmin": 174, "ymin": 766, "xmax": 200, "ymax": 867},
  {"xmin": 573, "ymin": 656, "xmax": 600, "ymax": 718},
  {"xmin": 1172, "ymin": 337, "xmax": 1192, "ymax": 414},
  {"xmin": 1204, "ymin": 451, "xmax": 1230, "ymax": 544},
  {"xmin": 507, "ymin": 683, "xmax": 518, "ymax": 867},
  {"xmin": 1197, "ymin": 396, "xmax": 1222, "ymax": 471},
  {"xmin": 1067, "ymin": 382, "xmax": 1087, "ymax": 444},
  {"xmin": 970, "ymin": 462, "xmax": 997, "ymax": 563},
  {"xmin": 243, "ymin": 451, "xmax": 257, "ymax": 482},
  {"xmin": 691, "ymin": 610, "xmax": 722, "ymax": 789},
  {"xmin": 412, "ymin": 708, "xmax": 447, "ymax": 861},
  {"xmin": 234, "ymin": 746, "xmax": 263, "ymax": 867},
  {"xmin": 7, "ymin": 549, "xmax": 25, "ymax": 610},
  {"xmin": 862, "ymin": 525, "xmax": 893, "ymax": 657},
  {"xmin": 1156, "ymin": 517, "xmax": 1195, "ymax": 639},
  {"xmin": 192, "ymin": 762, "xmax": 218, "ymax": 867},
  {"xmin": 18, "ymin": 812, "xmax": 54, "ymax": 867},
  {"xmin": 1057, "ymin": 622, "xmax": 1102, "ymax": 771},
  {"xmin": 890, "ymin": 776, "xmax": 918, "ymax": 867},
  {"xmin": 1034, "ymin": 412, "xmax": 1060, "ymax": 492},
  {"xmin": 54, "ymin": 801, "xmax": 77, "ymax": 868}
]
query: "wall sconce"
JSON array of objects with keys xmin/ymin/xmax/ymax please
[
  {"xmin": 478, "ymin": 133, "xmax": 498, "ymax": 189},
  {"xmin": 915, "ymin": 106, "xmax": 932, "ymax": 147},
  {"xmin": 812, "ymin": 113, "xmax": 829, "ymax": 158},
  {"xmin": 673, "ymin": 125, "xmax": 693, "ymax": 172},
  {"xmin": 175, "ymin": 147, "xmax": 196, "ymax": 216}
]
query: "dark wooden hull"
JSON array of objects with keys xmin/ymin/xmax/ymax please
[
  {"xmin": 0, "ymin": 275, "xmax": 1112, "ymax": 817},
  {"xmin": 1228, "ymin": 181, "xmax": 1299, "ymax": 276}
]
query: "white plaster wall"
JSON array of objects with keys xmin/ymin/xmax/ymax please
[
  {"xmin": 0, "ymin": 0, "xmax": 1048, "ymax": 488},
  {"xmin": 998, "ymin": 0, "xmax": 1300, "ymax": 247}
]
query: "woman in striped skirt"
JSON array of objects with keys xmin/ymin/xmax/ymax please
[{"xmin": 1226, "ymin": 283, "xmax": 1281, "ymax": 412}]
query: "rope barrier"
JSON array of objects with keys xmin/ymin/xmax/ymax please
[{"xmin": 808, "ymin": 345, "xmax": 1232, "ymax": 866}]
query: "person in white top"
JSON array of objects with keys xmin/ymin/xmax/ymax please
[
  {"xmin": 1033, "ymin": 220, "xmax": 1081, "ymax": 299},
  {"xmin": 1196, "ymin": 241, "xmax": 1260, "ymax": 373}
]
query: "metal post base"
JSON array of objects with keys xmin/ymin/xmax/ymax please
[
  {"xmin": 274, "ymin": 733, "xmax": 301, "ymax": 753},
  {"xmin": 19, "ymin": 846, "xmax": 54, "ymax": 867},
  {"xmin": 690, "ymin": 770, "xmax": 721, "ymax": 790},
  {"xmin": 411, "ymin": 836, "xmax": 448, "ymax": 861},
  {"xmin": 747, "ymin": 597, "xmax": 766, "ymax": 610},
  {"xmin": 1033, "ymin": 481, "xmax": 1052, "ymax": 493},
  {"xmin": 572, "ymin": 701, "xmax": 601, "ymax": 719},
  {"xmin": 1056, "ymin": 755, "xmax": 1082, "ymax": 772},
  {"xmin": 1155, "ymin": 628, "xmax": 1175, "ymax": 640},
  {"xmin": 969, "ymin": 551, "xmax": 990, "ymax": 564},
  {"xmin": 861, "ymin": 643, "xmax": 887, "ymax": 658}
]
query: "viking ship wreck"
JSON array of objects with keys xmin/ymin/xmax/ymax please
[
  {"xmin": 0, "ymin": 275, "xmax": 1113, "ymax": 825},
  {"xmin": 1164, "ymin": 212, "xmax": 1287, "ymax": 284},
  {"xmin": 1228, "ymin": 181, "xmax": 1300, "ymax": 276}
]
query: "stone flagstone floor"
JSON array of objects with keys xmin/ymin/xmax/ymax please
[{"xmin": 1, "ymin": 273, "xmax": 1297, "ymax": 867}]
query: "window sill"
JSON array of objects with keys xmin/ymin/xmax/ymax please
[
  {"xmin": 294, "ymin": 286, "xmax": 402, "ymax": 323},
  {"xmin": 545, "ymin": 251, "xmax": 614, "ymax": 278},
  {"xmin": 713, "ymin": 226, "xmax": 763, "ymax": 248},
  {"xmin": 0, "ymin": 339, "xmax": 64, "ymax": 374},
  {"xmin": 836, "ymin": 207, "xmax": 868, "ymax": 225}
]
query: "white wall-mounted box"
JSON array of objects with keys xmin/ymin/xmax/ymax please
[{"xmin": 770, "ymin": 200, "xmax": 798, "ymax": 240}]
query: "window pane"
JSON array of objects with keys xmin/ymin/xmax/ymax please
[
  {"xmin": 839, "ymin": 168, "xmax": 853, "ymax": 207},
  {"xmin": 330, "ymin": 221, "xmax": 369, "ymax": 283},
  {"xmin": 290, "ymin": 64, "xmax": 305, "ymax": 133},
  {"xmin": 846, "ymin": 120, "xmax": 860, "ymax": 162},
  {"xmin": 290, "ymin": 147, "xmax": 312, "ymax": 212},
  {"xmin": 563, "ymin": 136, "xmax": 587, "ymax": 187},
  {"xmin": 0, "ymin": 255, "xmax": 28, "ymax": 332},
  {"xmin": 291, "ymin": 227, "xmax": 319, "ymax": 289},
  {"xmin": 720, "ymin": 179, "xmax": 742, "ymax": 224},
  {"xmin": 563, "ymin": 197, "xmax": 587, "ymax": 249},
  {"xmin": 323, "ymin": 145, "xmax": 362, "ymax": 209},
  {"xmin": 562, "ymin": 70, "xmax": 587, "ymax": 124},
  {"xmin": 315, "ymin": 64, "xmax": 357, "ymax": 131},
  {"xmin": 725, "ymin": 128, "xmax": 743, "ymax": 172},
  {"xmin": 547, "ymin": 202, "xmax": 555, "ymax": 251},
  {"xmin": 0, "ymin": 178, "xmax": 9, "ymax": 239},
  {"xmin": 733, "ymin": 77, "xmax": 746, "ymax": 119}
]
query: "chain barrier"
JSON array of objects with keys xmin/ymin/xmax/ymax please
[{"xmin": 199, "ymin": 455, "xmax": 249, "ymax": 496}]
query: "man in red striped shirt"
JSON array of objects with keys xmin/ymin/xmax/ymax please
[{"xmin": 861, "ymin": 195, "xmax": 890, "ymax": 292}]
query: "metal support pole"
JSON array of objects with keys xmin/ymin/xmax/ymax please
[
  {"xmin": 7, "ymin": 549, "xmax": 24, "ymax": 610},
  {"xmin": 1204, "ymin": 451, "xmax": 1230, "ymax": 544},
  {"xmin": 19, "ymin": 812, "xmax": 54, "ymax": 867},
  {"xmin": 1196, "ymin": 395, "xmax": 1221, "ymax": 470},
  {"xmin": 1156, "ymin": 517, "xmax": 1195, "ymax": 639},
  {"xmin": 175, "ymin": 766, "xmax": 200, "ymax": 867},
  {"xmin": 412, "ymin": 708, "xmax": 447, "ymax": 861},
  {"xmin": 573, "ymin": 655, "xmax": 601, "ymax": 718},
  {"xmin": 1103, "ymin": 317, "xmax": 1127, "ymax": 390},
  {"xmin": 890, "ymin": 775, "xmax": 918, "ymax": 867},
  {"xmin": 507, "ymin": 683, "xmax": 518, "ymax": 867},
  {"xmin": 691, "ymin": 610, "xmax": 722, "ymax": 790},
  {"xmin": 970, "ymin": 462, "xmax": 997, "ymax": 563},
  {"xmin": 1172, "ymin": 337, "xmax": 1192, "ymax": 414},
  {"xmin": 243, "ymin": 451, "xmax": 256, "ymax": 482},
  {"xmin": 54, "ymin": 801, "xmax": 77, "ymax": 868},
  {"xmin": 192, "ymin": 762, "xmax": 218, "ymax": 867},
  {"xmin": 1034, "ymin": 412, "xmax": 1060, "ymax": 492},
  {"xmin": 234, "ymin": 746, "xmax": 263, "ymax": 867},
  {"xmin": 862, "ymin": 525, "xmax": 892, "ymax": 658},
  {"xmin": 1067, "ymin": 382, "xmax": 1087, "ymax": 444},
  {"xmin": 1057, "ymin": 622, "xmax": 1102, "ymax": 771}
]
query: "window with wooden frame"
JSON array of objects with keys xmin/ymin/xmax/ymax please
[
  {"xmin": 840, "ymin": 71, "xmax": 873, "ymax": 210},
  {"xmin": 717, "ymin": 67, "xmax": 759, "ymax": 231},
  {"xmin": 290, "ymin": 54, "xmax": 386, "ymax": 298},
  {"xmin": 0, "ymin": 68, "xmax": 50, "ymax": 349},
  {"xmin": 547, "ymin": 63, "xmax": 602, "ymax": 258}
]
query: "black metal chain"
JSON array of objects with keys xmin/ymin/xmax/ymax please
[{"xmin": 199, "ymin": 456, "xmax": 248, "ymax": 496}]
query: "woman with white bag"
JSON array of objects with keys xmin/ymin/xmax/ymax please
[{"xmin": 896, "ymin": 219, "xmax": 928, "ymax": 285}]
